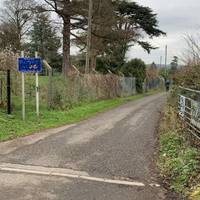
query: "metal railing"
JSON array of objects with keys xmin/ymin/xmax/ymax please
[{"xmin": 178, "ymin": 86, "xmax": 200, "ymax": 140}]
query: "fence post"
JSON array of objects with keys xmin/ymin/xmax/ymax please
[
  {"xmin": 48, "ymin": 67, "xmax": 53, "ymax": 109},
  {"xmin": 43, "ymin": 60, "xmax": 53, "ymax": 109},
  {"xmin": 7, "ymin": 69, "xmax": 11, "ymax": 114},
  {"xmin": 0, "ymin": 79, "xmax": 2, "ymax": 104}
]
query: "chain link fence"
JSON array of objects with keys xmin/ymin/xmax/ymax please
[
  {"xmin": 48, "ymin": 74, "xmax": 136, "ymax": 109},
  {"xmin": 144, "ymin": 77, "xmax": 165, "ymax": 92},
  {"xmin": 0, "ymin": 72, "xmax": 136, "ymax": 111}
]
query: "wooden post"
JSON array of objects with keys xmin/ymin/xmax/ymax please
[
  {"xmin": 0, "ymin": 79, "xmax": 2, "ymax": 105},
  {"xmin": 35, "ymin": 52, "xmax": 39, "ymax": 117},
  {"xmin": 43, "ymin": 60, "xmax": 53, "ymax": 109},
  {"xmin": 21, "ymin": 51, "xmax": 25, "ymax": 120}
]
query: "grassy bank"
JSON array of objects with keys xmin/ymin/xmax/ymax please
[
  {"xmin": 0, "ymin": 90, "xmax": 159, "ymax": 142},
  {"xmin": 158, "ymin": 105, "xmax": 200, "ymax": 199}
]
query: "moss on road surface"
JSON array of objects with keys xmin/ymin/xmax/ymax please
[{"xmin": 0, "ymin": 90, "xmax": 159, "ymax": 142}]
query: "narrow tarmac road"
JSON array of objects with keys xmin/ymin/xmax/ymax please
[{"xmin": 0, "ymin": 93, "xmax": 169, "ymax": 200}]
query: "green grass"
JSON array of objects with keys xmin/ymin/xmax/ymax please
[
  {"xmin": 158, "ymin": 106, "xmax": 199, "ymax": 195},
  {"xmin": 0, "ymin": 90, "xmax": 159, "ymax": 142},
  {"xmin": 159, "ymin": 132, "xmax": 198, "ymax": 193}
]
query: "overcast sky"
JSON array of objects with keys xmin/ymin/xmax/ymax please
[{"xmin": 126, "ymin": 0, "xmax": 200, "ymax": 65}]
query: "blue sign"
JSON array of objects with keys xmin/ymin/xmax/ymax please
[{"xmin": 18, "ymin": 58, "xmax": 42, "ymax": 73}]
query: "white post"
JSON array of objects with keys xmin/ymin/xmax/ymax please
[
  {"xmin": 35, "ymin": 52, "xmax": 39, "ymax": 117},
  {"xmin": 21, "ymin": 51, "xmax": 25, "ymax": 120}
]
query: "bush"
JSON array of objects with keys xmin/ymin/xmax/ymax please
[
  {"xmin": 121, "ymin": 58, "xmax": 146, "ymax": 93},
  {"xmin": 174, "ymin": 65, "xmax": 200, "ymax": 90}
]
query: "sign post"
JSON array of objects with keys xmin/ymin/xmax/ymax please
[
  {"xmin": 21, "ymin": 51, "xmax": 25, "ymax": 120},
  {"xmin": 18, "ymin": 52, "xmax": 42, "ymax": 119},
  {"xmin": 35, "ymin": 52, "xmax": 39, "ymax": 117}
]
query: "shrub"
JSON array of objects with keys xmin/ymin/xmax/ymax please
[{"xmin": 121, "ymin": 59, "xmax": 146, "ymax": 93}]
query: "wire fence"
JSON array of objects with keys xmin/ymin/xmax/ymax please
[
  {"xmin": 178, "ymin": 86, "xmax": 200, "ymax": 140},
  {"xmin": 0, "ymin": 71, "xmax": 137, "ymax": 111},
  {"xmin": 144, "ymin": 77, "xmax": 165, "ymax": 91},
  {"xmin": 47, "ymin": 74, "xmax": 137, "ymax": 109},
  {"xmin": 0, "ymin": 67, "xmax": 164, "ymax": 113}
]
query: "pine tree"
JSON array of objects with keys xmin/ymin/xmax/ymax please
[
  {"xmin": 170, "ymin": 56, "xmax": 178, "ymax": 73},
  {"xmin": 29, "ymin": 13, "xmax": 61, "ymax": 71}
]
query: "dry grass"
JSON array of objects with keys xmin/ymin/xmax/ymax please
[{"xmin": 0, "ymin": 72, "xmax": 136, "ymax": 110}]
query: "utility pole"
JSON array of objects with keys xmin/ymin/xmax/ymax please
[
  {"xmin": 160, "ymin": 56, "xmax": 162, "ymax": 68},
  {"xmin": 165, "ymin": 45, "xmax": 168, "ymax": 79},
  {"xmin": 85, "ymin": 0, "xmax": 93, "ymax": 74},
  {"xmin": 165, "ymin": 45, "xmax": 168, "ymax": 68}
]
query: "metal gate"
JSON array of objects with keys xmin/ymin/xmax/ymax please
[{"xmin": 178, "ymin": 86, "xmax": 200, "ymax": 140}]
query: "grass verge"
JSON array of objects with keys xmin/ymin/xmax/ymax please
[
  {"xmin": 158, "ymin": 105, "xmax": 200, "ymax": 199},
  {"xmin": 0, "ymin": 90, "xmax": 159, "ymax": 142}
]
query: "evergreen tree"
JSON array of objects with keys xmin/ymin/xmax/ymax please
[
  {"xmin": 105, "ymin": 0, "xmax": 165, "ymax": 71},
  {"xmin": 170, "ymin": 56, "xmax": 178, "ymax": 73},
  {"xmin": 42, "ymin": 0, "xmax": 87, "ymax": 76},
  {"xmin": 29, "ymin": 13, "xmax": 61, "ymax": 71},
  {"xmin": 73, "ymin": 0, "xmax": 165, "ymax": 72},
  {"xmin": 121, "ymin": 59, "xmax": 146, "ymax": 93}
]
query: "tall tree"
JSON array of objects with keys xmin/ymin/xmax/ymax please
[
  {"xmin": 89, "ymin": 0, "xmax": 115, "ymax": 71},
  {"xmin": 42, "ymin": 0, "xmax": 165, "ymax": 75},
  {"xmin": 28, "ymin": 13, "xmax": 61, "ymax": 68},
  {"xmin": 74, "ymin": 0, "xmax": 165, "ymax": 72},
  {"xmin": 0, "ymin": 21, "xmax": 18, "ymax": 51},
  {"xmin": 0, "ymin": 0, "xmax": 36, "ymax": 51},
  {"xmin": 42, "ymin": 0, "xmax": 88, "ymax": 76},
  {"xmin": 106, "ymin": 0, "xmax": 165, "ymax": 71},
  {"xmin": 73, "ymin": 0, "xmax": 116, "ymax": 72}
]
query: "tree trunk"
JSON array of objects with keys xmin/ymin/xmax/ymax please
[
  {"xmin": 16, "ymin": 15, "xmax": 22, "ymax": 51},
  {"xmin": 91, "ymin": 51, "xmax": 97, "ymax": 72},
  {"xmin": 62, "ymin": 15, "xmax": 71, "ymax": 77},
  {"xmin": 16, "ymin": 26, "xmax": 22, "ymax": 51}
]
